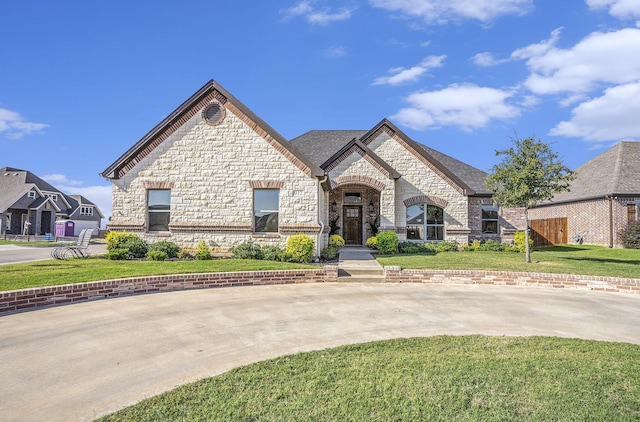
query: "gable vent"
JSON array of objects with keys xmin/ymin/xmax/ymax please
[{"xmin": 202, "ymin": 102, "xmax": 225, "ymax": 126}]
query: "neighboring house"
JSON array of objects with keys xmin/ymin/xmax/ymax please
[
  {"xmin": 529, "ymin": 141, "xmax": 640, "ymax": 248},
  {"xmin": 101, "ymin": 80, "xmax": 524, "ymax": 253},
  {"xmin": 0, "ymin": 167, "xmax": 104, "ymax": 237}
]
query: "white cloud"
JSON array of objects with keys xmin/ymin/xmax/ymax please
[
  {"xmin": 520, "ymin": 28, "xmax": 640, "ymax": 95},
  {"xmin": 42, "ymin": 174, "xmax": 83, "ymax": 186},
  {"xmin": 471, "ymin": 52, "xmax": 505, "ymax": 67},
  {"xmin": 0, "ymin": 108, "xmax": 48, "ymax": 140},
  {"xmin": 373, "ymin": 55, "xmax": 446, "ymax": 86},
  {"xmin": 510, "ymin": 27, "xmax": 563, "ymax": 61},
  {"xmin": 550, "ymin": 82, "xmax": 640, "ymax": 141},
  {"xmin": 281, "ymin": 1, "xmax": 354, "ymax": 25},
  {"xmin": 586, "ymin": 0, "xmax": 640, "ymax": 20},
  {"xmin": 323, "ymin": 45, "xmax": 348, "ymax": 58},
  {"xmin": 369, "ymin": 0, "xmax": 533, "ymax": 24},
  {"xmin": 392, "ymin": 83, "xmax": 520, "ymax": 131}
]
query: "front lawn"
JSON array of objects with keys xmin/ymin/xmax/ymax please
[
  {"xmin": 377, "ymin": 245, "xmax": 640, "ymax": 279},
  {"xmin": 0, "ymin": 257, "xmax": 315, "ymax": 292},
  {"xmin": 97, "ymin": 336, "xmax": 640, "ymax": 421}
]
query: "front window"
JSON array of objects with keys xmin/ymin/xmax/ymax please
[
  {"xmin": 254, "ymin": 189, "xmax": 279, "ymax": 233},
  {"xmin": 482, "ymin": 205, "xmax": 499, "ymax": 234},
  {"xmin": 147, "ymin": 189, "xmax": 171, "ymax": 231},
  {"xmin": 407, "ymin": 204, "xmax": 444, "ymax": 241},
  {"xmin": 28, "ymin": 191, "xmax": 36, "ymax": 199},
  {"xmin": 80, "ymin": 206, "xmax": 93, "ymax": 216}
]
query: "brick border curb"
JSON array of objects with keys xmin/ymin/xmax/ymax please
[
  {"xmin": 0, "ymin": 265, "xmax": 339, "ymax": 316},
  {"xmin": 384, "ymin": 267, "xmax": 640, "ymax": 294}
]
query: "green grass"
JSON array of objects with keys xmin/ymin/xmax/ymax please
[
  {"xmin": 377, "ymin": 244, "xmax": 640, "ymax": 279},
  {"xmin": 97, "ymin": 336, "xmax": 640, "ymax": 421},
  {"xmin": 0, "ymin": 257, "xmax": 315, "ymax": 292}
]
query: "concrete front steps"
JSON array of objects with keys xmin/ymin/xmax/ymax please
[{"xmin": 337, "ymin": 247, "xmax": 385, "ymax": 282}]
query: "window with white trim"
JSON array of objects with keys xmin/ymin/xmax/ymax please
[
  {"xmin": 254, "ymin": 189, "xmax": 279, "ymax": 233},
  {"xmin": 147, "ymin": 189, "xmax": 171, "ymax": 231},
  {"xmin": 45, "ymin": 193, "xmax": 58, "ymax": 201},
  {"xmin": 482, "ymin": 205, "xmax": 499, "ymax": 234},
  {"xmin": 406, "ymin": 204, "xmax": 444, "ymax": 241},
  {"xmin": 80, "ymin": 206, "xmax": 93, "ymax": 216},
  {"xmin": 28, "ymin": 191, "xmax": 36, "ymax": 199}
]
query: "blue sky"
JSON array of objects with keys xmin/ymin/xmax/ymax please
[{"xmin": 2, "ymin": 0, "xmax": 640, "ymax": 223}]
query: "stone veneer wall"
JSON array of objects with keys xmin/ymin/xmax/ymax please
[
  {"xmin": 365, "ymin": 133, "xmax": 470, "ymax": 243},
  {"xmin": 384, "ymin": 267, "xmax": 640, "ymax": 294},
  {"xmin": 0, "ymin": 266, "xmax": 339, "ymax": 316},
  {"xmin": 109, "ymin": 102, "xmax": 320, "ymax": 250},
  {"xmin": 529, "ymin": 197, "xmax": 640, "ymax": 247}
]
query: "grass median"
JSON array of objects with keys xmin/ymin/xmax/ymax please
[
  {"xmin": 0, "ymin": 257, "xmax": 315, "ymax": 292},
  {"xmin": 98, "ymin": 336, "xmax": 640, "ymax": 421},
  {"xmin": 377, "ymin": 245, "xmax": 640, "ymax": 279}
]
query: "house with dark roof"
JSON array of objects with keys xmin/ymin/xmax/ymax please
[
  {"xmin": 0, "ymin": 167, "xmax": 104, "ymax": 237},
  {"xmin": 529, "ymin": 141, "xmax": 640, "ymax": 247},
  {"xmin": 101, "ymin": 80, "xmax": 524, "ymax": 252}
]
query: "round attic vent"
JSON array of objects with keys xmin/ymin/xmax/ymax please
[{"xmin": 202, "ymin": 102, "xmax": 225, "ymax": 126}]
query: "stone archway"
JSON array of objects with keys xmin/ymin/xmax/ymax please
[{"xmin": 329, "ymin": 183, "xmax": 381, "ymax": 246}]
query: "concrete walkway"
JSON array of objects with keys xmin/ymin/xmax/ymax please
[
  {"xmin": 1, "ymin": 282, "xmax": 639, "ymax": 421},
  {"xmin": 338, "ymin": 246, "xmax": 384, "ymax": 281},
  {"xmin": 0, "ymin": 244, "xmax": 107, "ymax": 265}
]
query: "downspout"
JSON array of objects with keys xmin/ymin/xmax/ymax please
[{"xmin": 317, "ymin": 174, "xmax": 328, "ymax": 257}]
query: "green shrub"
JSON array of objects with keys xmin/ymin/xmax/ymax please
[
  {"xmin": 422, "ymin": 242, "xmax": 437, "ymax": 253},
  {"xmin": 178, "ymin": 250, "xmax": 194, "ymax": 260},
  {"xmin": 619, "ymin": 221, "xmax": 640, "ymax": 249},
  {"xmin": 286, "ymin": 234, "xmax": 315, "ymax": 263},
  {"xmin": 230, "ymin": 241, "xmax": 264, "ymax": 260},
  {"xmin": 514, "ymin": 231, "xmax": 533, "ymax": 253},
  {"xmin": 148, "ymin": 240, "xmax": 180, "ymax": 259},
  {"xmin": 321, "ymin": 246, "xmax": 338, "ymax": 260},
  {"xmin": 366, "ymin": 236, "xmax": 377, "ymax": 249},
  {"xmin": 436, "ymin": 240, "xmax": 458, "ymax": 253},
  {"xmin": 328, "ymin": 235, "xmax": 345, "ymax": 249},
  {"xmin": 463, "ymin": 239, "xmax": 482, "ymax": 252},
  {"xmin": 147, "ymin": 250, "xmax": 167, "ymax": 261},
  {"xmin": 478, "ymin": 239, "xmax": 506, "ymax": 252},
  {"xmin": 376, "ymin": 231, "xmax": 398, "ymax": 255},
  {"xmin": 195, "ymin": 240, "xmax": 212, "ymax": 260},
  {"xmin": 328, "ymin": 218, "xmax": 340, "ymax": 236},
  {"xmin": 106, "ymin": 248, "xmax": 130, "ymax": 260},
  {"xmin": 398, "ymin": 241, "xmax": 424, "ymax": 254},
  {"xmin": 106, "ymin": 231, "xmax": 148, "ymax": 259}
]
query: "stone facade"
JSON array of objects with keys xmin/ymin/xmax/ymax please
[{"xmin": 109, "ymin": 98, "xmax": 322, "ymax": 251}]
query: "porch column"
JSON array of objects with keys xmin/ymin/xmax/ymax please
[{"xmin": 379, "ymin": 182, "xmax": 396, "ymax": 234}]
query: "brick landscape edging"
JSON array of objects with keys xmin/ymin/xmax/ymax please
[
  {"xmin": 0, "ymin": 265, "xmax": 339, "ymax": 316},
  {"xmin": 384, "ymin": 267, "xmax": 640, "ymax": 294}
]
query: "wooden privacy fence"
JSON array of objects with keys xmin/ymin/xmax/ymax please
[{"xmin": 530, "ymin": 217, "xmax": 567, "ymax": 246}]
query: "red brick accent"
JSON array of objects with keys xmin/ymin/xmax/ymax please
[
  {"xmin": 168, "ymin": 222, "xmax": 252, "ymax": 232},
  {"xmin": 384, "ymin": 267, "xmax": 640, "ymax": 294},
  {"xmin": 143, "ymin": 181, "xmax": 175, "ymax": 189},
  {"xmin": 0, "ymin": 265, "xmax": 340, "ymax": 316},
  {"xmin": 279, "ymin": 223, "xmax": 322, "ymax": 233},
  {"xmin": 331, "ymin": 175, "xmax": 386, "ymax": 191},
  {"xmin": 106, "ymin": 222, "xmax": 145, "ymax": 232},
  {"xmin": 248, "ymin": 181, "xmax": 285, "ymax": 189},
  {"xmin": 403, "ymin": 195, "xmax": 448, "ymax": 208}
]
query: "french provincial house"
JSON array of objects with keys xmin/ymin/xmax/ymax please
[
  {"xmin": 101, "ymin": 80, "xmax": 524, "ymax": 253},
  {"xmin": 0, "ymin": 167, "xmax": 104, "ymax": 237},
  {"xmin": 529, "ymin": 141, "xmax": 640, "ymax": 248}
]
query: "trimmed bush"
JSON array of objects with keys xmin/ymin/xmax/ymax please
[
  {"xmin": 106, "ymin": 248, "xmax": 130, "ymax": 261},
  {"xmin": 478, "ymin": 239, "xmax": 506, "ymax": 252},
  {"xmin": 147, "ymin": 250, "xmax": 167, "ymax": 261},
  {"xmin": 328, "ymin": 235, "xmax": 345, "ymax": 249},
  {"xmin": 105, "ymin": 231, "xmax": 148, "ymax": 259},
  {"xmin": 463, "ymin": 240, "xmax": 482, "ymax": 252},
  {"xmin": 148, "ymin": 240, "xmax": 180, "ymax": 259},
  {"xmin": 435, "ymin": 240, "xmax": 458, "ymax": 253},
  {"xmin": 286, "ymin": 234, "xmax": 315, "ymax": 263},
  {"xmin": 398, "ymin": 241, "xmax": 424, "ymax": 254},
  {"xmin": 366, "ymin": 236, "xmax": 377, "ymax": 249},
  {"xmin": 230, "ymin": 241, "xmax": 264, "ymax": 260},
  {"xmin": 195, "ymin": 240, "xmax": 212, "ymax": 260},
  {"xmin": 376, "ymin": 231, "xmax": 399, "ymax": 255},
  {"xmin": 514, "ymin": 231, "xmax": 533, "ymax": 253},
  {"xmin": 321, "ymin": 245, "xmax": 338, "ymax": 260},
  {"xmin": 619, "ymin": 221, "xmax": 640, "ymax": 249}
]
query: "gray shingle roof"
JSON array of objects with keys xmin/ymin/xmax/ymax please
[
  {"xmin": 543, "ymin": 141, "xmax": 640, "ymax": 204},
  {"xmin": 290, "ymin": 125, "xmax": 491, "ymax": 195}
]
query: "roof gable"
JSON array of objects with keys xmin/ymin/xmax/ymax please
[
  {"xmin": 101, "ymin": 80, "xmax": 324, "ymax": 180},
  {"xmin": 322, "ymin": 138, "xmax": 401, "ymax": 180},
  {"xmin": 543, "ymin": 141, "xmax": 640, "ymax": 204}
]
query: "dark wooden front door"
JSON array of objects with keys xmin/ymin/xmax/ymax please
[
  {"xmin": 40, "ymin": 211, "xmax": 51, "ymax": 235},
  {"xmin": 344, "ymin": 206, "xmax": 362, "ymax": 245}
]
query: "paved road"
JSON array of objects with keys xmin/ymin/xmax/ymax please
[
  {"xmin": 1, "ymin": 282, "xmax": 639, "ymax": 421},
  {"xmin": 0, "ymin": 244, "xmax": 106, "ymax": 265}
]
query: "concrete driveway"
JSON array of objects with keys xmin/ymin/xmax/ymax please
[
  {"xmin": 0, "ymin": 244, "xmax": 106, "ymax": 265},
  {"xmin": 1, "ymin": 283, "xmax": 639, "ymax": 421}
]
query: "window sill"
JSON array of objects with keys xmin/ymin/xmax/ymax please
[
  {"xmin": 147, "ymin": 231, "xmax": 172, "ymax": 237},
  {"xmin": 252, "ymin": 233, "xmax": 281, "ymax": 239}
]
